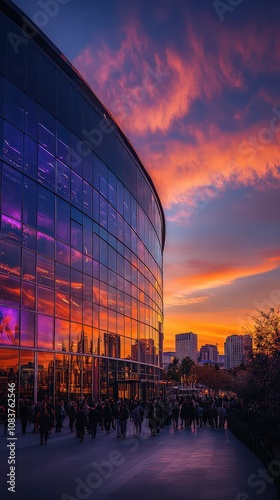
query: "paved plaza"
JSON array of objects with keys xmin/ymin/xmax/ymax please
[{"xmin": 0, "ymin": 418, "xmax": 279, "ymax": 500}]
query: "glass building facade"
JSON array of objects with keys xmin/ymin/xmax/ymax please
[{"xmin": 0, "ymin": 1, "xmax": 165, "ymax": 404}]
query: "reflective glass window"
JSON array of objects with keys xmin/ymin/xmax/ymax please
[
  {"xmin": 37, "ymin": 186, "xmax": 54, "ymax": 237},
  {"xmin": 4, "ymin": 79, "xmax": 24, "ymax": 130},
  {"xmin": 37, "ymin": 255, "xmax": 54, "ymax": 288},
  {"xmin": 0, "ymin": 275, "xmax": 20, "ymax": 306},
  {"xmin": 93, "ymin": 154, "xmax": 99, "ymax": 190},
  {"xmin": 71, "ymin": 248, "xmax": 82, "ymax": 271},
  {"xmin": 25, "ymin": 95, "xmax": 38, "ymax": 140},
  {"xmin": 70, "ymin": 296, "xmax": 82, "ymax": 323},
  {"xmin": 99, "ymin": 160, "xmax": 108, "ymax": 198},
  {"xmin": 3, "ymin": 121, "xmax": 23, "ymax": 169},
  {"xmin": 22, "ymin": 249, "xmax": 35, "ymax": 282},
  {"xmin": 83, "ymin": 216, "xmax": 93, "ymax": 258},
  {"xmin": 22, "ymin": 281, "xmax": 36, "ymax": 312},
  {"xmin": 56, "ymin": 159, "xmax": 70, "ymax": 200},
  {"xmin": 56, "ymin": 241, "xmax": 70, "ymax": 266},
  {"xmin": 71, "ymin": 90, "xmax": 83, "ymax": 138},
  {"xmin": 100, "ymin": 197, "xmax": 107, "ymax": 229},
  {"xmin": 6, "ymin": 24, "xmax": 26, "ymax": 86},
  {"xmin": 55, "ymin": 291, "xmax": 70, "ymax": 319},
  {"xmin": 56, "ymin": 72, "xmax": 71, "ymax": 127},
  {"xmin": 1, "ymin": 215, "xmax": 21, "ymax": 244},
  {"xmin": 39, "ymin": 56, "xmax": 56, "ymax": 114},
  {"xmin": 83, "ymin": 300, "xmax": 92, "ymax": 326},
  {"xmin": 2, "ymin": 165, "xmax": 22, "ymax": 220},
  {"xmin": 37, "ymin": 232, "xmax": 54, "ymax": 258},
  {"xmin": 37, "ymin": 352, "xmax": 54, "ymax": 400},
  {"xmin": 71, "ymin": 171, "xmax": 82, "ymax": 209},
  {"xmin": 23, "ymin": 177, "xmax": 37, "ymax": 227},
  {"xmin": 55, "ymin": 318, "xmax": 69, "ymax": 351},
  {"xmin": 83, "ymin": 181, "xmax": 93, "ymax": 217},
  {"xmin": 56, "ymin": 121, "xmax": 70, "ymax": 164},
  {"xmin": 38, "ymin": 146, "xmax": 55, "ymax": 190},
  {"xmin": 108, "ymin": 171, "xmax": 116, "ymax": 207},
  {"xmin": 19, "ymin": 350, "xmax": 35, "ymax": 401},
  {"xmin": 37, "ymin": 286, "xmax": 54, "ymax": 315},
  {"xmin": 22, "ymin": 225, "xmax": 36, "ymax": 250},
  {"xmin": 23, "ymin": 135, "xmax": 37, "ymax": 180},
  {"xmin": 26, "ymin": 44, "xmax": 39, "ymax": 99},
  {"xmin": 55, "ymin": 263, "xmax": 70, "ymax": 293},
  {"xmin": 20, "ymin": 311, "xmax": 35, "ymax": 347},
  {"xmin": 0, "ymin": 305, "xmax": 19, "ymax": 345},
  {"xmin": 0, "ymin": 240, "xmax": 20, "ymax": 277},
  {"xmin": 56, "ymin": 198, "xmax": 70, "ymax": 244},
  {"xmin": 38, "ymin": 106, "xmax": 55, "ymax": 154},
  {"xmin": 71, "ymin": 269, "xmax": 83, "ymax": 298},
  {"xmin": 71, "ymin": 220, "xmax": 82, "ymax": 251},
  {"xmin": 83, "ymin": 274, "xmax": 92, "ymax": 302},
  {"xmin": 37, "ymin": 314, "xmax": 54, "ymax": 349}
]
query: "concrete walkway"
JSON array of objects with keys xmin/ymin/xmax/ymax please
[{"xmin": 0, "ymin": 418, "xmax": 279, "ymax": 500}]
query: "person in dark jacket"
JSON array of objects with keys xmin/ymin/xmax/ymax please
[
  {"xmin": 68, "ymin": 402, "xmax": 77, "ymax": 433},
  {"xmin": 88, "ymin": 404, "xmax": 99, "ymax": 439},
  {"xmin": 38, "ymin": 404, "xmax": 51, "ymax": 445},
  {"xmin": 19, "ymin": 400, "xmax": 31, "ymax": 435},
  {"xmin": 76, "ymin": 404, "xmax": 88, "ymax": 442},
  {"xmin": 119, "ymin": 403, "xmax": 129, "ymax": 440},
  {"xmin": 102, "ymin": 401, "xmax": 112, "ymax": 435}
]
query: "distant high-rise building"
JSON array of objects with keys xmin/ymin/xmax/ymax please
[
  {"xmin": 198, "ymin": 344, "xmax": 219, "ymax": 363},
  {"xmin": 224, "ymin": 334, "xmax": 253, "ymax": 369},
  {"xmin": 175, "ymin": 332, "xmax": 198, "ymax": 363}
]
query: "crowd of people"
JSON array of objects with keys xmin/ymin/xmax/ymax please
[{"xmin": 2, "ymin": 394, "xmax": 235, "ymax": 446}]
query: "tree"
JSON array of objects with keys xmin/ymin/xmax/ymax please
[
  {"xmin": 249, "ymin": 307, "xmax": 280, "ymax": 355},
  {"xmin": 180, "ymin": 356, "xmax": 195, "ymax": 384},
  {"xmin": 165, "ymin": 356, "xmax": 180, "ymax": 383}
]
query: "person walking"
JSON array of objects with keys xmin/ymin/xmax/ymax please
[
  {"xmin": 88, "ymin": 404, "xmax": 99, "ymax": 439},
  {"xmin": 75, "ymin": 404, "xmax": 88, "ymax": 442},
  {"xmin": 119, "ymin": 403, "xmax": 129, "ymax": 440},
  {"xmin": 19, "ymin": 400, "xmax": 31, "ymax": 435},
  {"xmin": 131, "ymin": 403, "xmax": 144, "ymax": 435},
  {"xmin": 38, "ymin": 404, "xmax": 51, "ymax": 445}
]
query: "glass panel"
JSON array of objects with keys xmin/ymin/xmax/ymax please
[
  {"xmin": 55, "ymin": 291, "xmax": 70, "ymax": 319},
  {"xmin": 0, "ymin": 349, "xmax": 18, "ymax": 402},
  {"xmin": 55, "ymin": 263, "xmax": 70, "ymax": 293},
  {"xmin": 2, "ymin": 165, "xmax": 22, "ymax": 220},
  {"xmin": 4, "ymin": 79, "xmax": 25, "ymax": 130},
  {"xmin": 55, "ymin": 159, "xmax": 70, "ymax": 200},
  {"xmin": 37, "ymin": 185, "xmax": 54, "ymax": 237},
  {"xmin": 0, "ymin": 240, "xmax": 21, "ymax": 276},
  {"xmin": 70, "ymin": 322, "xmax": 81, "ymax": 353},
  {"xmin": 71, "ymin": 220, "xmax": 82, "ymax": 251},
  {"xmin": 39, "ymin": 56, "xmax": 56, "ymax": 115},
  {"xmin": 71, "ymin": 171, "xmax": 82, "ymax": 209},
  {"xmin": 55, "ymin": 319, "xmax": 69, "ymax": 351},
  {"xmin": 70, "ymin": 296, "xmax": 82, "ymax": 323},
  {"xmin": 55, "ymin": 353, "xmax": 69, "ymax": 401},
  {"xmin": 37, "ymin": 314, "xmax": 54, "ymax": 349},
  {"xmin": 71, "ymin": 269, "xmax": 83, "ymax": 298},
  {"xmin": 38, "ymin": 146, "xmax": 55, "ymax": 190},
  {"xmin": 83, "ymin": 180, "xmax": 92, "ymax": 217},
  {"xmin": 56, "ymin": 241, "xmax": 70, "ymax": 266},
  {"xmin": 37, "ymin": 352, "xmax": 54, "ymax": 402},
  {"xmin": 22, "ymin": 225, "xmax": 36, "ymax": 250},
  {"xmin": 56, "ymin": 198, "xmax": 70, "ymax": 244},
  {"xmin": 37, "ymin": 255, "xmax": 54, "ymax": 288},
  {"xmin": 24, "ymin": 134, "xmax": 39, "ymax": 181},
  {"xmin": 26, "ymin": 44, "xmax": 39, "ymax": 99},
  {"xmin": 38, "ymin": 106, "xmax": 55, "ymax": 153},
  {"xmin": 3, "ymin": 121, "xmax": 23, "ymax": 169},
  {"xmin": 71, "ymin": 248, "xmax": 82, "ymax": 271},
  {"xmin": 83, "ymin": 300, "xmax": 92, "ymax": 326},
  {"xmin": 25, "ymin": 95, "xmax": 38, "ymax": 140},
  {"xmin": 0, "ymin": 306, "xmax": 19, "ymax": 345},
  {"xmin": 7, "ymin": 23, "xmax": 26, "ymax": 86},
  {"xmin": 37, "ymin": 232, "xmax": 55, "ymax": 258},
  {"xmin": 83, "ymin": 274, "xmax": 92, "ymax": 302},
  {"xmin": 20, "ymin": 311, "xmax": 35, "ymax": 347},
  {"xmin": 19, "ymin": 351, "xmax": 35, "ymax": 402},
  {"xmin": 69, "ymin": 354, "xmax": 82, "ymax": 398},
  {"xmin": 0, "ymin": 276, "xmax": 20, "ymax": 306},
  {"xmin": 37, "ymin": 286, "xmax": 54, "ymax": 315},
  {"xmin": 21, "ymin": 282, "xmax": 35, "ymax": 311},
  {"xmin": 83, "ymin": 354, "xmax": 92, "ymax": 397},
  {"xmin": 22, "ymin": 249, "xmax": 35, "ymax": 281},
  {"xmin": 23, "ymin": 177, "xmax": 37, "ymax": 227},
  {"xmin": 56, "ymin": 73, "xmax": 71, "ymax": 127},
  {"xmin": 1, "ymin": 214, "xmax": 21, "ymax": 243},
  {"xmin": 56, "ymin": 121, "xmax": 70, "ymax": 163}
]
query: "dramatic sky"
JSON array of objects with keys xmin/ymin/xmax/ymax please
[{"xmin": 13, "ymin": 0, "xmax": 280, "ymax": 352}]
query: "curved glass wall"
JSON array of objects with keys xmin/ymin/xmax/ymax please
[{"xmin": 0, "ymin": 2, "xmax": 165, "ymax": 403}]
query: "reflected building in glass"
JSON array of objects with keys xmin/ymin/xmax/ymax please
[{"xmin": 0, "ymin": 1, "xmax": 165, "ymax": 404}]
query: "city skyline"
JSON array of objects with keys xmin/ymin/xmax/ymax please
[{"xmin": 11, "ymin": 0, "xmax": 280, "ymax": 351}]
